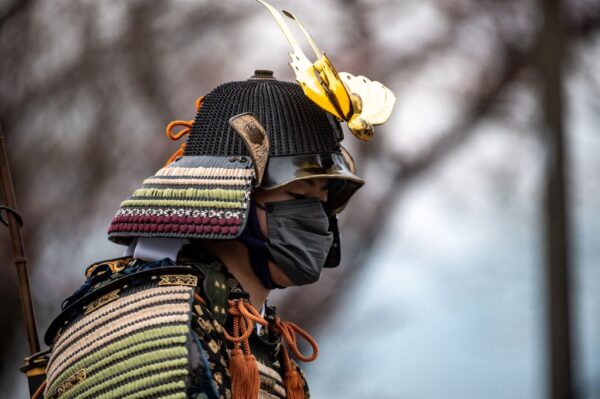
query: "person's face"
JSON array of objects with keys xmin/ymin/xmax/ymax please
[{"xmin": 253, "ymin": 178, "xmax": 329, "ymax": 287}]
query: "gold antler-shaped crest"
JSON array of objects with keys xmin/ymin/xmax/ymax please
[{"xmin": 257, "ymin": 0, "xmax": 396, "ymax": 141}]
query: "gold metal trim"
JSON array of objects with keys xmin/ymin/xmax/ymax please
[
  {"xmin": 84, "ymin": 289, "xmax": 120, "ymax": 315},
  {"xmin": 53, "ymin": 368, "xmax": 86, "ymax": 399},
  {"xmin": 158, "ymin": 274, "xmax": 198, "ymax": 287},
  {"xmin": 228, "ymin": 113, "xmax": 270, "ymax": 187},
  {"xmin": 85, "ymin": 257, "xmax": 131, "ymax": 278}
]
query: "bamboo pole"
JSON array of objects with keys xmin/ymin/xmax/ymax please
[{"xmin": 0, "ymin": 124, "xmax": 40, "ymax": 355}]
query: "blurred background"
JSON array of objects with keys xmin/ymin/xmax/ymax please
[{"xmin": 0, "ymin": 0, "xmax": 599, "ymax": 397}]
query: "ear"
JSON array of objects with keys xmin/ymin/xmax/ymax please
[{"xmin": 228, "ymin": 113, "xmax": 270, "ymax": 187}]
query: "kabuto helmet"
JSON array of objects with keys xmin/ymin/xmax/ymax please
[
  {"xmin": 108, "ymin": 71, "xmax": 364, "ymax": 248},
  {"xmin": 108, "ymin": 0, "xmax": 396, "ymax": 266},
  {"xmin": 184, "ymin": 70, "xmax": 365, "ymax": 210}
]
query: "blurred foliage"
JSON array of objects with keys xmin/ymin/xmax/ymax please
[{"xmin": 0, "ymin": 0, "xmax": 599, "ymax": 396}]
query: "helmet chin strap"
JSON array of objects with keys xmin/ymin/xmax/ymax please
[{"xmin": 237, "ymin": 199, "xmax": 285, "ymax": 290}]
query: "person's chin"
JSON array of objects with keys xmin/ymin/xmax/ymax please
[{"xmin": 267, "ymin": 261, "xmax": 294, "ymax": 287}]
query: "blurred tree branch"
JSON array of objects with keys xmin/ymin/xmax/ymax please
[
  {"xmin": 278, "ymin": 3, "xmax": 600, "ymax": 333},
  {"xmin": 0, "ymin": 0, "xmax": 30, "ymax": 27},
  {"xmin": 278, "ymin": 40, "xmax": 528, "ymax": 328},
  {"xmin": 1, "ymin": 0, "xmax": 600, "ymax": 392}
]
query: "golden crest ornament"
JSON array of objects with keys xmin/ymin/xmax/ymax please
[{"xmin": 257, "ymin": 0, "xmax": 396, "ymax": 141}]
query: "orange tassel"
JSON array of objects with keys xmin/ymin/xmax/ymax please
[
  {"xmin": 229, "ymin": 347, "xmax": 249, "ymax": 398},
  {"xmin": 244, "ymin": 354, "xmax": 260, "ymax": 398},
  {"xmin": 284, "ymin": 367, "xmax": 305, "ymax": 399},
  {"xmin": 224, "ymin": 300, "xmax": 315, "ymax": 399}
]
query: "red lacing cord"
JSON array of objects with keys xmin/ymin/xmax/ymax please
[
  {"xmin": 163, "ymin": 96, "xmax": 204, "ymax": 167},
  {"xmin": 194, "ymin": 293, "xmax": 207, "ymax": 306},
  {"xmin": 31, "ymin": 380, "xmax": 46, "ymax": 399}
]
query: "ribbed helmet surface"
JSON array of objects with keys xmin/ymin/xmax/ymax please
[
  {"xmin": 184, "ymin": 72, "xmax": 342, "ymax": 157},
  {"xmin": 108, "ymin": 72, "xmax": 364, "ymax": 246}
]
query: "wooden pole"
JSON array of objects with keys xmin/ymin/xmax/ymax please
[
  {"xmin": 539, "ymin": 0, "xmax": 575, "ymax": 397},
  {"xmin": 0, "ymin": 124, "xmax": 40, "ymax": 355}
]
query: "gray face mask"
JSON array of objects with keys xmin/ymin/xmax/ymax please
[{"xmin": 263, "ymin": 198, "xmax": 334, "ymax": 286}]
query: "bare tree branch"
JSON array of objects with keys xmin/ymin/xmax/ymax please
[
  {"xmin": 0, "ymin": 0, "xmax": 31, "ymax": 28},
  {"xmin": 277, "ymin": 43, "xmax": 529, "ymax": 331}
]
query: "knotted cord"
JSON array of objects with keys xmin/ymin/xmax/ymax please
[
  {"xmin": 163, "ymin": 96, "xmax": 204, "ymax": 166},
  {"xmin": 223, "ymin": 297, "xmax": 318, "ymax": 399},
  {"xmin": 272, "ymin": 317, "xmax": 318, "ymax": 363}
]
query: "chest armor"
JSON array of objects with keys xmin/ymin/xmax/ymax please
[
  {"xmin": 43, "ymin": 256, "xmax": 310, "ymax": 399},
  {"xmin": 44, "ymin": 258, "xmax": 212, "ymax": 398}
]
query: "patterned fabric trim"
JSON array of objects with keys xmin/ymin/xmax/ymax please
[
  {"xmin": 48, "ymin": 287, "xmax": 191, "ymax": 374},
  {"xmin": 46, "ymin": 327, "xmax": 187, "ymax": 397},
  {"xmin": 119, "ymin": 199, "xmax": 245, "ymax": 208},
  {"xmin": 46, "ymin": 254, "xmax": 313, "ymax": 398},
  {"xmin": 143, "ymin": 178, "xmax": 250, "ymax": 186},
  {"xmin": 109, "ymin": 218, "xmax": 241, "ymax": 236},
  {"xmin": 115, "ymin": 208, "xmax": 244, "ymax": 218},
  {"xmin": 45, "ymin": 285, "xmax": 194, "ymax": 399},
  {"xmin": 131, "ymin": 188, "xmax": 247, "ymax": 201},
  {"xmin": 108, "ymin": 155, "xmax": 253, "ymax": 244},
  {"xmin": 48, "ymin": 305, "xmax": 189, "ymax": 381},
  {"xmin": 49, "ymin": 326, "xmax": 187, "ymax": 390},
  {"xmin": 155, "ymin": 166, "xmax": 253, "ymax": 178}
]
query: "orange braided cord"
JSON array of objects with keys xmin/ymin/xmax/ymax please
[
  {"xmin": 195, "ymin": 96, "xmax": 205, "ymax": 111},
  {"xmin": 223, "ymin": 324, "xmax": 253, "ymax": 344},
  {"xmin": 238, "ymin": 313, "xmax": 254, "ymax": 356},
  {"xmin": 162, "ymin": 96, "xmax": 204, "ymax": 166},
  {"xmin": 163, "ymin": 96, "xmax": 203, "ymax": 166},
  {"xmin": 238, "ymin": 301, "xmax": 268, "ymax": 326},
  {"xmin": 223, "ymin": 300, "xmax": 318, "ymax": 361},
  {"xmin": 164, "ymin": 119, "xmax": 191, "ymax": 166},
  {"xmin": 223, "ymin": 300, "xmax": 254, "ymax": 343},
  {"xmin": 163, "ymin": 142, "xmax": 186, "ymax": 167},
  {"xmin": 273, "ymin": 317, "xmax": 319, "ymax": 363},
  {"xmin": 279, "ymin": 340, "xmax": 294, "ymax": 371},
  {"xmin": 166, "ymin": 120, "xmax": 194, "ymax": 141}
]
